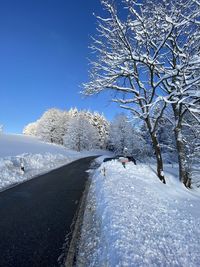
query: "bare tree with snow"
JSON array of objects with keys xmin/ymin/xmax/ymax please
[
  {"xmin": 183, "ymin": 112, "xmax": 200, "ymax": 186},
  {"xmin": 83, "ymin": 0, "xmax": 168, "ymax": 183},
  {"xmin": 83, "ymin": 0, "xmax": 200, "ymax": 186},
  {"xmin": 130, "ymin": 0, "xmax": 200, "ymax": 186}
]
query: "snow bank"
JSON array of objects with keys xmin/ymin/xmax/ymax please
[
  {"xmin": 77, "ymin": 161, "xmax": 200, "ymax": 267},
  {"xmin": 0, "ymin": 153, "xmax": 72, "ymax": 190},
  {"xmin": 0, "ymin": 134, "xmax": 110, "ymax": 191}
]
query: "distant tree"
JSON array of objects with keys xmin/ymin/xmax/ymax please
[
  {"xmin": 63, "ymin": 114, "xmax": 99, "ymax": 151},
  {"xmin": 23, "ymin": 122, "xmax": 38, "ymax": 136},
  {"xmin": 68, "ymin": 107, "xmax": 79, "ymax": 118},
  {"xmin": 108, "ymin": 114, "xmax": 149, "ymax": 158},
  {"xmin": 109, "ymin": 114, "xmax": 132, "ymax": 155},
  {"xmin": 23, "ymin": 107, "xmax": 110, "ymax": 149},
  {"xmin": 36, "ymin": 108, "xmax": 68, "ymax": 144},
  {"xmin": 83, "ymin": 110, "xmax": 110, "ymax": 149}
]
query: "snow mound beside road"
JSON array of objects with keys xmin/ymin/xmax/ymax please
[
  {"xmin": 0, "ymin": 134, "xmax": 111, "ymax": 191},
  {"xmin": 0, "ymin": 134, "xmax": 96, "ymax": 191},
  {"xmin": 0, "ymin": 153, "xmax": 73, "ymax": 190}
]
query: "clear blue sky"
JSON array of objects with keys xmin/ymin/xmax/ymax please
[{"xmin": 0, "ymin": 0, "xmax": 120, "ymax": 133}]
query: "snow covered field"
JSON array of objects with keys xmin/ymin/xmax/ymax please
[
  {"xmin": 0, "ymin": 134, "xmax": 106, "ymax": 191},
  {"xmin": 77, "ymin": 160, "xmax": 200, "ymax": 267}
]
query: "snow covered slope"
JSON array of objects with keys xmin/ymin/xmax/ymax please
[
  {"xmin": 0, "ymin": 134, "xmax": 78, "ymax": 157},
  {"xmin": 0, "ymin": 134, "xmax": 81, "ymax": 190},
  {"xmin": 77, "ymin": 160, "xmax": 200, "ymax": 267}
]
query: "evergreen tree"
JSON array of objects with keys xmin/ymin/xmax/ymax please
[{"xmin": 63, "ymin": 114, "xmax": 99, "ymax": 151}]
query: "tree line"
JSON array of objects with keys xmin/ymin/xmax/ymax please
[
  {"xmin": 23, "ymin": 108, "xmax": 152, "ymax": 158},
  {"xmin": 23, "ymin": 108, "xmax": 109, "ymax": 151}
]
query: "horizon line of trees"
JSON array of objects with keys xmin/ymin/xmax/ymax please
[
  {"xmin": 23, "ymin": 108, "xmax": 110, "ymax": 151},
  {"xmin": 23, "ymin": 107, "xmax": 178, "ymax": 161}
]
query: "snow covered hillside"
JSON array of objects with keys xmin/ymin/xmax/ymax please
[
  {"xmin": 0, "ymin": 134, "xmax": 83, "ymax": 190},
  {"xmin": 77, "ymin": 160, "xmax": 200, "ymax": 267},
  {"xmin": 0, "ymin": 134, "xmax": 80, "ymax": 157}
]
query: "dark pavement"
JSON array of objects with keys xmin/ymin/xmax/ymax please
[{"xmin": 0, "ymin": 156, "xmax": 96, "ymax": 267}]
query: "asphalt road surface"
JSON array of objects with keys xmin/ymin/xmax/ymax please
[{"xmin": 0, "ymin": 156, "xmax": 96, "ymax": 267}]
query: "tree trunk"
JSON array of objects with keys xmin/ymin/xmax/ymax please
[
  {"xmin": 172, "ymin": 104, "xmax": 190, "ymax": 187},
  {"xmin": 144, "ymin": 118, "xmax": 166, "ymax": 184},
  {"xmin": 151, "ymin": 133, "xmax": 166, "ymax": 184},
  {"xmin": 174, "ymin": 126, "xmax": 190, "ymax": 187}
]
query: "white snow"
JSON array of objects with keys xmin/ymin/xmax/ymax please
[
  {"xmin": 77, "ymin": 160, "xmax": 200, "ymax": 267},
  {"xmin": 0, "ymin": 133, "xmax": 78, "ymax": 157},
  {"xmin": 0, "ymin": 134, "xmax": 108, "ymax": 191}
]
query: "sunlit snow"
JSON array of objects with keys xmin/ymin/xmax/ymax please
[
  {"xmin": 77, "ymin": 160, "xmax": 200, "ymax": 267},
  {"xmin": 0, "ymin": 134, "xmax": 105, "ymax": 191}
]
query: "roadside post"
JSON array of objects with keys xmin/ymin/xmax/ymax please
[{"xmin": 118, "ymin": 157, "xmax": 129, "ymax": 168}]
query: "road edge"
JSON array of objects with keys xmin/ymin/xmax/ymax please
[{"xmin": 64, "ymin": 175, "xmax": 91, "ymax": 267}]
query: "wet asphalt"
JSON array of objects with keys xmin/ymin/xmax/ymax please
[{"xmin": 0, "ymin": 156, "xmax": 96, "ymax": 267}]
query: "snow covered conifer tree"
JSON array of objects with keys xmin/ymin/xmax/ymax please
[
  {"xmin": 86, "ymin": 111, "xmax": 109, "ymax": 149},
  {"xmin": 63, "ymin": 113, "xmax": 99, "ymax": 151},
  {"xmin": 23, "ymin": 107, "xmax": 109, "ymax": 148},
  {"xmin": 71, "ymin": 109, "xmax": 110, "ymax": 149},
  {"xmin": 68, "ymin": 107, "xmax": 79, "ymax": 118}
]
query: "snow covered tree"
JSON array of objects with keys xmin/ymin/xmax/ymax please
[
  {"xmin": 108, "ymin": 114, "xmax": 133, "ymax": 155},
  {"xmin": 68, "ymin": 107, "xmax": 79, "ymax": 118},
  {"xmin": 23, "ymin": 122, "xmax": 38, "ymax": 136},
  {"xmin": 132, "ymin": 0, "xmax": 200, "ymax": 186},
  {"xmin": 83, "ymin": 110, "xmax": 110, "ymax": 149},
  {"xmin": 36, "ymin": 108, "xmax": 68, "ymax": 144},
  {"xmin": 109, "ymin": 114, "xmax": 149, "ymax": 158},
  {"xmin": 23, "ymin": 107, "xmax": 110, "ymax": 148},
  {"xmin": 156, "ymin": 108, "xmax": 177, "ymax": 161},
  {"xmin": 63, "ymin": 114, "xmax": 99, "ymax": 151},
  {"xmin": 83, "ymin": 0, "xmax": 168, "ymax": 183},
  {"xmin": 183, "ymin": 112, "xmax": 200, "ymax": 186},
  {"xmin": 66, "ymin": 109, "xmax": 109, "ymax": 149},
  {"xmin": 83, "ymin": 0, "xmax": 200, "ymax": 186},
  {"xmin": 92, "ymin": 112, "xmax": 110, "ymax": 149}
]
